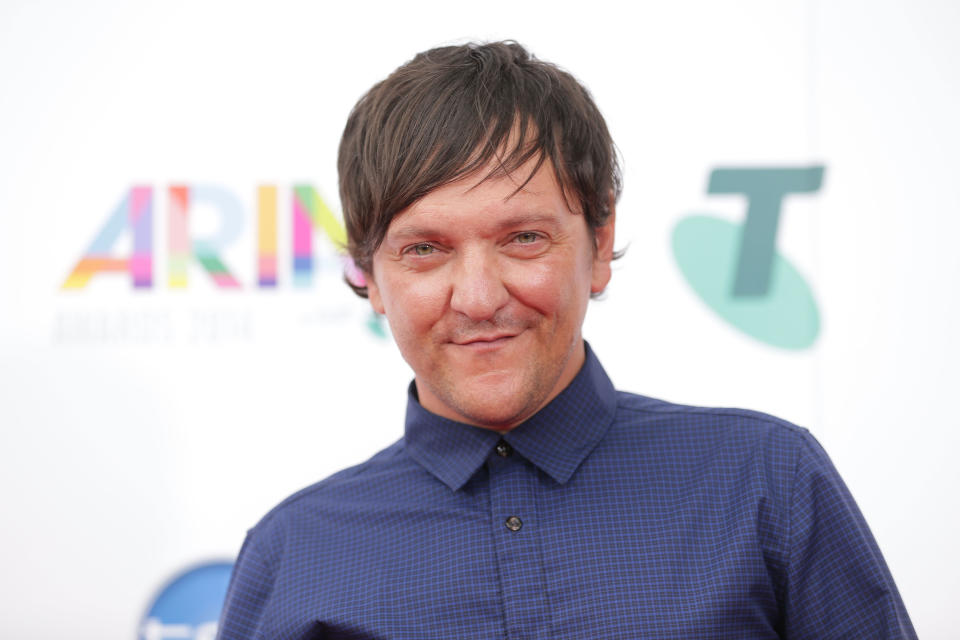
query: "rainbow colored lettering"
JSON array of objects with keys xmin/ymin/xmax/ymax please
[
  {"xmin": 62, "ymin": 184, "xmax": 347, "ymax": 290},
  {"xmin": 63, "ymin": 186, "xmax": 154, "ymax": 288},
  {"xmin": 293, "ymin": 185, "xmax": 347, "ymax": 286}
]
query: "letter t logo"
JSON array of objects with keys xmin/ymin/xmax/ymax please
[
  {"xmin": 672, "ymin": 165, "xmax": 825, "ymax": 349},
  {"xmin": 709, "ymin": 167, "xmax": 824, "ymax": 297}
]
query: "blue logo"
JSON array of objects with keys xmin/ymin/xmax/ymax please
[{"xmin": 139, "ymin": 561, "xmax": 234, "ymax": 640}]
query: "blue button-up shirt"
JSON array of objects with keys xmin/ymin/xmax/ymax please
[{"xmin": 217, "ymin": 345, "xmax": 915, "ymax": 639}]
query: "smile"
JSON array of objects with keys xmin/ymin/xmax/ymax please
[{"xmin": 451, "ymin": 334, "xmax": 519, "ymax": 350}]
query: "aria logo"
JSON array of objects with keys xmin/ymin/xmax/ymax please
[
  {"xmin": 61, "ymin": 184, "xmax": 360, "ymax": 290},
  {"xmin": 672, "ymin": 167, "xmax": 825, "ymax": 350},
  {"xmin": 57, "ymin": 183, "xmax": 386, "ymax": 339},
  {"xmin": 139, "ymin": 561, "xmax": 233, "ymax": 640}
]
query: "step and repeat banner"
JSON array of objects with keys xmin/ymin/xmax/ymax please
[{"xmin": 1, "ymin": 1, "xmax": 957, "ymax": 638}]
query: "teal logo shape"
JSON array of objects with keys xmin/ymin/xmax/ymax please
[{"xmin": 672, "ymin": 167, "xmax": 824, "ymax": 350}]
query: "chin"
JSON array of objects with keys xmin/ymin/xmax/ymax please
[{"xmin": 448, "ymin": 374, "xmax": 548, "ymax": 429}]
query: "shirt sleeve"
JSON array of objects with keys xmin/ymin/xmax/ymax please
[
  {"xmin": 782, "ymin": 431, "xmax": 916, "ymax": 639},
  {"xmin": 216, "ymin": 531, "xmax": 276, "ymax": 640}
]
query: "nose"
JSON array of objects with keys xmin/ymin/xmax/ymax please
[{"xmin": 449, "ymin": 248, "xmax": 510, "ymax": 321}]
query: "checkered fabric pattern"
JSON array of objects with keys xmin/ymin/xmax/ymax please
[{"xmin": 217, "ymin": 344, "xmax": 916, "ymax": 639}]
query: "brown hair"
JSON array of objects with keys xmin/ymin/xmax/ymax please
[{"xmin": 338, "ymin": 40, "xmax": 622, "ymax": 297}]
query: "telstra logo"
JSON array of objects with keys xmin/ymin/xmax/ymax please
[
  {"xmin": 61, "ymin": 184, "xmax": 352, "ymax": 290},
  {"xmin": 139, "ymin": 561, "xmax": 233, "ymax": 640},
  {"xmin": 672, "ymin": 167, "xmax": 825, "ymax": 350}
]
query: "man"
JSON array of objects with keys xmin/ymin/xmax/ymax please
[{"xmin": 217, "ymin": 42, "xmax": 915, "ymax": 639}]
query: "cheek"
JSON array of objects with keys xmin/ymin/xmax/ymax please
[
  {"xmin": 380, "ymin": 272, "xmax": 450, "ymax": 332},
  {"xmin": 506, "ymin": 258, "xmax": 586, "ymax": 318}
]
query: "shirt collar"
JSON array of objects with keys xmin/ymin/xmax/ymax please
[{"xmin": 404, "ymin": 342, "xmax": 618, "ymax": 491}]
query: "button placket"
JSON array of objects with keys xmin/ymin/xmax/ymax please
[{"xmin": 487, "ymin": 446, "xmax": 550, "ymax": 638}]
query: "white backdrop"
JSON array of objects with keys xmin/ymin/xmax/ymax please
[{"xmin": 1, "ymin": 1, "xmax": 957, "ymax": 638}]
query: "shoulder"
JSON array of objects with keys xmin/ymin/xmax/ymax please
[
  {"xmin": 245, "ymin": 437, "xmax": 412, "ymax": 543},
  {"xmin": 598, "ymin": 390, "xmax": 824, "ymax": 511},
  {"xmin": 612, "ymin": 389, "xmax": 811, "ymax": 452}
]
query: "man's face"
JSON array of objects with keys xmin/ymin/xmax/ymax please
[{"xmin": 367, "ymin": 157, "xmax": 615, "ymax": 430}]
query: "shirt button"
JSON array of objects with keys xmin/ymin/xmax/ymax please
[
  {"xmin": 495, "ymin": 440, "xmax": 512, "ymax": 457},
  {"xmin": 505, "ymin": 516, "xmax": 523, "ymax": 531}
]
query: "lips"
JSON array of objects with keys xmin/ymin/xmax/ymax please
[{"xmin": 453, "ymin": 333, "xmax": 517, "ymax": 346}]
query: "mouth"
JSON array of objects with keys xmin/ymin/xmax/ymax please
[{"xmin": 451, "ymin": 333, "xmax": 519, "ymax": 349}]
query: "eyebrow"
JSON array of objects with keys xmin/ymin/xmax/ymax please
[{"xmin": 388, "ymin": 213, "xmax": 563, "ymax": 241}]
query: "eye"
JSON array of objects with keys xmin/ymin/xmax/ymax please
[
  {"xmin": 514, "ymin": 232, "xmax": 541, "ymax": 244},
  {"xmin": 405, "ymin": 243, "xmax": 436, "ymax": 257}
]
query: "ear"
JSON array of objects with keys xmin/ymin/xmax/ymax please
[
  {"xmin": 366, "ymin": 272, "xmax": 386, "ymax": 314},
  {"xmin": 591, "ymin": 206, "xmax": 616, "ymax": 295}
]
